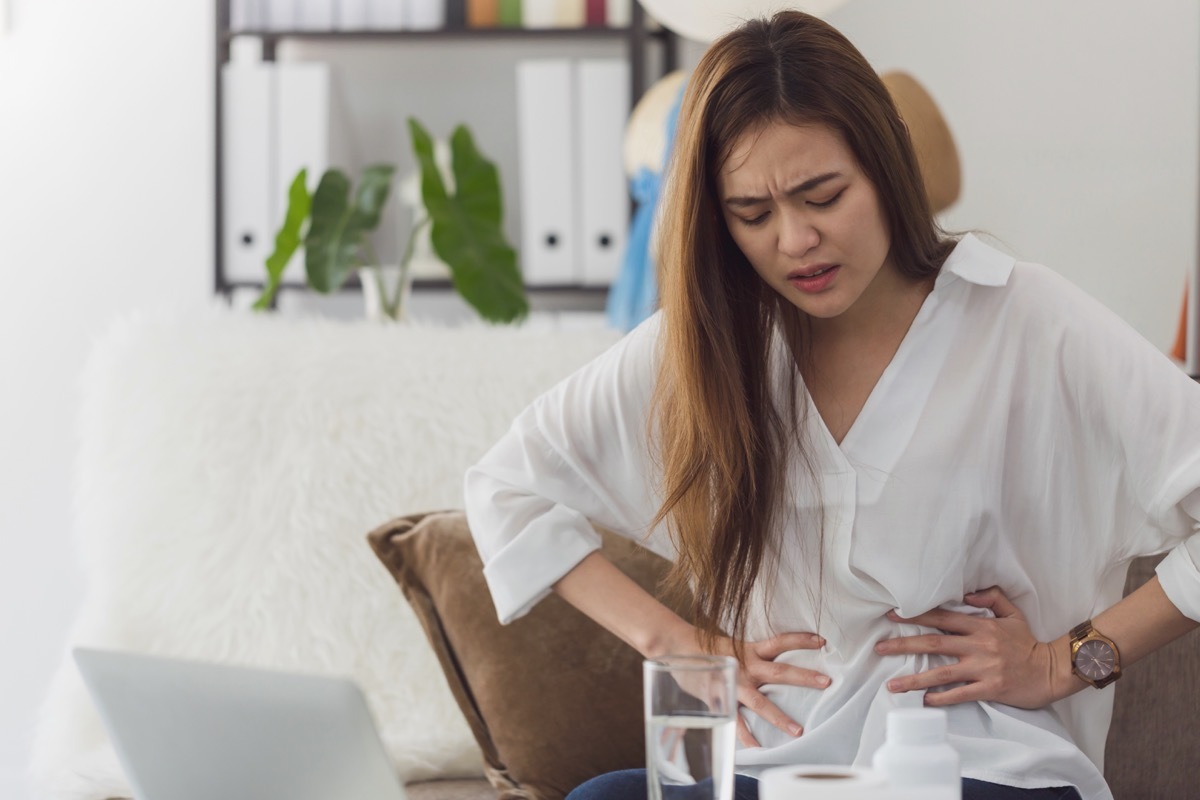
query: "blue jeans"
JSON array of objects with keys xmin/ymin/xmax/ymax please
[{"xmin": 564, "ymin": 769, "xmax": 1083, "ymax": 800}]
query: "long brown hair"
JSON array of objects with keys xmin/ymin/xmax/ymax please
[{"xmin": 650, "ymin": 11, "xmax": 954, "ymax": 657}]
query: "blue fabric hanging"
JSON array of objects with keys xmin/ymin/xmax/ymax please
[
  {"xmin": 605, "ymin": 168, "xmax": 660, "ymax": 331},
  {"xmin": 606, "ymin": 80, "xmax": 686, "ymax": 332}
]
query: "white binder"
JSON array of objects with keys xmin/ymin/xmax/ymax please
[
  {"xmin": 295, "ymin": 0, "xmax": 336, "ymax": 29},
  {"xmin": 516, "ymin": 59, "xmax": 577, "ymax": 285},
  {"xmin": 576, "ymin": 59, "xmax": 629, "ymax": 286},
  {"xmin": 231, "ymin": 0, "xmax": 266, "ymax": 29},
  {"xmin": 222, "ymin": 61, "xmax": 276, "ymax": 283},
  {"xmin": 266, "ymin": 0, "xmax": 297, "ymax": 29},
  {"xmin": 275, "ymin": 62, "xmax": 330, "ymax": 274},
  {"xmin": 521, "ymin": 0, "xmax": 557, "ymax": 28},
  {"xmin": 337, "ymin": 0, "xmax": 371, "ymax": 28},
  {"xmin": 605, "ymin": 0, "xmax": 631, "ymax": 27},
  {"xmin": 367, "ymin": 0, "xmax": 406, "ymax": 28},
  {"xmin": 406, "ymin": 0, "xmax": 445, "ymax": 29},
  {"xmin": 554, "ymin": 0, "xmax": 585, "ymax": 27}
]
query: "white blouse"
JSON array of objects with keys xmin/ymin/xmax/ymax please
[{"xmin": 464, "ymin": 235, "xmax": 1200, "ymax": 800}]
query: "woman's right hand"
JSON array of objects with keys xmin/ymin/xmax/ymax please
[
  {"xmin": 734, "ymin": 631, "xmax": 831, "ymax": 746},
  {"xmin": 663, "ymin": 629, "xmax": 831, "ymax": 747},
  {"xmin": 549, "ymin": 554, "xmax": 829, "ymax": 747}
]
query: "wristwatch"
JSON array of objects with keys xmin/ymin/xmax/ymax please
[{"xmin": 1069, "ymin": 620, "xmax": 1122, "ymax": 689}]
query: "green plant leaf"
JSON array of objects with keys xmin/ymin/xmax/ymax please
[
  {"xmin": 447, "ymin": 126, "xmax": 502, "ymax": 228},
  {"xmin": 253, "ymin": 169, "xmax": 311, "ymax": 310},
  {"xmin": 304, "ymin": 169, "xmax": 356, "ymax": 293},
  {"xmin": 350, "ymin": 164, "xmax": 395, "ymax": 230},
  {"xmin": 409, "ymin": 119, "xmax": 450, "ymax": 217},
  {"xmin": 304, "ymin": 167, "xmax": 394, "ymax": 294},
  {"xmin": 409, "ymin": 118, "xmax": 528, "ymax": 323}
]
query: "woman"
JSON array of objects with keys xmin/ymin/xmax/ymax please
[{"xmin": 464, "ymin": 11, "xmax": 1200, "ymax": 800}]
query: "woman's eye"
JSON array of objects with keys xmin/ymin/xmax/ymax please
[
  {"xmin": 810, "ymin": 189, "xmax": 845, "ymax": 209},
  {"xmin": 740, "ymin": 212, "xmax": 769, "ymax": 227}
]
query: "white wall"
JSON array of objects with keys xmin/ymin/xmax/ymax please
[
  {"xmin": 0, "ymin": 1, "xmax": 212, "ymax": 796},
  {"xmin": 825, "ymin": 0, "xmax": 1199, "ymax": 351},
  {"xmin": 0, "ymin": 1, "xmax": 1195, "ymax": 798}
]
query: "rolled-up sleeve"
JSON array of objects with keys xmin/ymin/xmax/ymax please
[
  {"xmin": 1055, "ymin": 269, "xmax": 1200, "ymax": 622},
  {"xmin": 1153, "ymin": 475, "xmax": 1200, "ymax": 622},
  {"xmin": 464, "ymin": 313, "xmax": 672, "ymax": 624},
  {"xmin": 1108, "ymin": 352, "xmax": 1200, "ymax": 622}
]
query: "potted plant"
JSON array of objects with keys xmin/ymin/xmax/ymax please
[{"xmin": 254, "ymin": 118, "xmax": 528, "ymax": 323}]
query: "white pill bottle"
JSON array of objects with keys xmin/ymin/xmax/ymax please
[{"xmin": 872, "ymin": 708, "xmax": 961, "ymax": 800}]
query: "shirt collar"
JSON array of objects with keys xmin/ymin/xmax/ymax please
[{"xmin": 935, "ymin": 233, "xmax": 1016, "ymax": 289}]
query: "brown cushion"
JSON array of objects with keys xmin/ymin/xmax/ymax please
[
  {"xmin": 1103, "ymin": 554, "xmax": 1200, "ymax": 799},
  {"xmin": 368, "ymin": 511, "xmax": 687, "ymax": 800}
]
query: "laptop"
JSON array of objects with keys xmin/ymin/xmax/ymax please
[{"xmin": 73, "ymin": 647, "xmax": 408, "ymax": 800}]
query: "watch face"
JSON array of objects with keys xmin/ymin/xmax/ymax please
[{"xmin": 1075, "ymin": 639, "xmax": 1116, "ymax": 681}]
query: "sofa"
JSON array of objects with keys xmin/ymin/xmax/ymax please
[{"xmin": 29, "ymin": 307, "xmax": 1198, "ymax": 800}]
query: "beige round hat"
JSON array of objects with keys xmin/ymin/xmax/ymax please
[
  {"xmin": 623, "ymin": 69, "xmax": 689, "ymax": 178},
  {"xmin": 881, "ymin": 70, "xmax": 962, "ymax": 213}
]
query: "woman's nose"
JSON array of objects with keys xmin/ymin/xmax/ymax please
[{"xmin": 778, "ymin": 210, "xmax": 819, "ymax": 258}]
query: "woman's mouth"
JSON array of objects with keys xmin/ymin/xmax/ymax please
[{"xmin": 788, "ymin": 264, "xmax": 840, "ymax": 293}]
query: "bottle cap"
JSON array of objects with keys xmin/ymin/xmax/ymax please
[{"xmin": 886, "ymin": 708, "xmax": 948, "ymax": 745}]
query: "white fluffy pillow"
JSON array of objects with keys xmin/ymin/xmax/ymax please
[{"xmin": 30, "ymin": 307, "xmax": 621, "ymax": 799}]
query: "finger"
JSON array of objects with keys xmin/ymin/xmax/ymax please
[
  {"xmin": 875, "ymin": 633, "xmax": 972, "ymax": 658},
  {"xmin": 965, "ymin": 586, "xmax": 1021, "ymax": 618},
  {"xmin": 747, "ymin": 659, "xmax": 832, "ymax": 690},
  {"xmin": 887, "ymin": 607, "xmax": 981, "ymax": 635},
  {"xmin": 922, "ymin": 685, "xmax": 985, "ymax": 707},
  {"xmin": 736, "ymin": 714, "xmax": 760, "ymax": 748},
  {"xmin": 740, "ymin": 688, "xmax": 804, "ymax": 738},
  {"xmin": 886, "ymin": 663, "xmax": 969, "ymax": 694},
  {"xmin": 754, "ymin": 632, "xmax": 825, "ymax": 660}
]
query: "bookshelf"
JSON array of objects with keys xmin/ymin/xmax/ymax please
[{"xmin": 213, "ymin": 0, "xmax": 678, "ymax": 305}]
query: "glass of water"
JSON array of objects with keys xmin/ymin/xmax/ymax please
[{"xmin": 644, "ymin": 655, "xmax": 738, "ymax": 800}]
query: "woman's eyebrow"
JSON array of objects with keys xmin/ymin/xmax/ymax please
[{"xmin": 724, "ymin": 171, "xmax": 844, "ymax": 208}]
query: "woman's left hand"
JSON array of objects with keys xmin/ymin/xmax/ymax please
[{"xmin": 873, "ymin": 586, "xmax": 1061, "ymax": 710}]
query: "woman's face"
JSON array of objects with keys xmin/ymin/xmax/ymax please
[{"xmin": 717, "ymin": 120, "xmax": 896, "ymax": 324}]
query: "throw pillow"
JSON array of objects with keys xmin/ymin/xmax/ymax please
[{"xmin": 368, "ymin": 510, "xmax": 688, "ymax": 800}]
